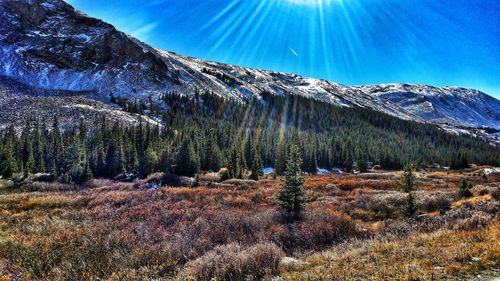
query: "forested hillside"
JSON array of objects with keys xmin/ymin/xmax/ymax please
[{"xmin": 1, "ymin": 91, "xmax": 498, "ymax": 182}]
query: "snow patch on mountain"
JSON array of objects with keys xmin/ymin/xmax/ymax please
[
  {"xmin": 0, "ymin": 0, "xmax": 498, "ymax": 133},
  {"xmin": 357, "ymin": 84, "xmax": 500, "ymax": 129}
]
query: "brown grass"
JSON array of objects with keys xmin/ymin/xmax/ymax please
[
  {"xmin": 0, "ymin": 170, "xmax": 498, "ymax": 280},
  {"xmin": 282, "ymin": 223, "xmax": 500, "ymax": 281}
]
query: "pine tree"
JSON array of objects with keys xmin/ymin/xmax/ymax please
[
  {"xmin": 130, "ymin": 146, "xmax": 140, "ymax": 174},
  {"xmin": 227, "ymin": 143, "xmax": 244, "ymax": 179},
  {"xmin": 250, "ymin": 144, "xmax": 263, "ymax": 180},
  {"xmin": 139, "ymin": 148, "xmax": 159, "ymax": 176},
  {"xmin": 0, "ymin": 143, "xmax": 17, "ymax": 178},
  {"xmin": 80, "ymin": 159, "xmax": 93, "ymax": 184},
  {"xmin": 460, "ymin": 152, "xmax": 469, "ymax": 169},
  {"xmin": 1, "ymin": 89, "xmax": 500, "ymax": 186},
  {"xmin": 202, "ymin": 131, "xmax": 219, "ymax": 172},
  {"xmin": 105, "ymin": 142, "xmax": 126, "ymax": 177},
  {"xmin": 450, "ymin": 151, "xmax": 469, "ymax": 170},
  {"xmin": 276, "ymin": 144, "xmax": 308, "ymax": 221},
  {"xmin": 50, "ymin": 117, "xmax": 63, "ymax": 176},
  {"xmin": 79, "ymin": 118, "xmax": 87, "ymax": 144},
  {"xmin": 22, "ymin": 138, "xmax": 35, "ymax": 176},
  {"xmin": 302, "ymin": 148, "xmax": 317, "ymax": 174},
  {"xmin": 400, "ymin": 164, "xmax": 416, "ymax": 192},
  {"xmin": 243, "ymin": 137, "xmax": 253, "ymax": 169},
  {"xmin": 403, "ymin": 192, "xmax": 418, "ymax": 218},
  {"xmin": 89, "ymin": 140, "xmax": 106, "ymax": 178},
  {"xmin": 357, "ymin": 159, "xmax": 368, "ymax": 173},
  {"xmin": 458, "ymin": 179, "xmax": 472, "ymax": 198},
  {"xmin": 174, "ymin": 139, "xmax": 199, "ymax": 177},
  {"xmin": 33, "ymin": 121, "xmax": 45, "ymax": 173},
  {"xmin": 193, "ymin": 173, "xmax": 200, "ymax": 187},
  {"xmin": 275, "ymin": 141, "xmax": 286, "ymax": 176}
]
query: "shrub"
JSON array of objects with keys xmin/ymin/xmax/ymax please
[
  {"xmin": 458, "ymin": 179, "xmax": 472, "ymax": 198},
  {"xmin": 180, "ymin": 242, "xmax": 284, "ymax": 280},
  {"xmin": 107, "ymin": 266, "xmax": 163, "ymax": 281},
  {"xmin": 379, "ymin": 219, "xmax": 416, "ymax": 236},
  {"xmin": 221, "ymin": 179, "xmax": 257, "ymax": 189},
  {"xmin": 453, "ymin": 213, "xmax": 492, "ymax": 230},
  {"xmin": 352, "ymin": 192, "xmax": 405, "ymax": 220},
  {"xmin": 443, "ymin": 203, "xmax": 495, "ymax": 230},
  {"xmin": 239, "ymin": 243, "xmax": 284, "ymax": 279},
  {"xmin": 418, "ymin": 193, "xmax": 452, "ymax": 213},
  {"xmin": 0, "ymin": 235, "xmax": 44, "ymax": 276},
  {"xmin": 301, "ymin": 210, "xmax": 358, "ymax": 246},
  {"xmin": 193, "ymin": 173, "xmax": 200, "ymax": 187},
  {"xmin": 399, "ymin": 164, "xmax": 416, "ymax": 192},
  {"xmin": 471, "ymin": 185, "xmax": 497, "ymax": 197},
  {"xmin": 271, "ymin": 209, "xmax": 358, "ymax": 250},
  {"xmin": 493, "ymin": 187, "xmax": 500, "ymax": 200}
]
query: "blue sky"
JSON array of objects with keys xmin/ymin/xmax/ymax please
[{"xmin": 67, "ymin": 0, "xmax": 500, "ymax": 98}]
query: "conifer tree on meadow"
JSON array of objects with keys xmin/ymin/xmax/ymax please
[{"xmin": 277, "ymin": 144, "xmax": 308, "ymax": 221}]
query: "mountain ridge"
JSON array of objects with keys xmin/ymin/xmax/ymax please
[{"xmin": 1, "ymin": 0, "xmax": 499, "ymax": 131}]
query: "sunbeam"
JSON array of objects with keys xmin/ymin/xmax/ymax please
[
  {"xmin": 67, "ymin": 0, "xmax": 500, "ymax": 97},
  {"xmin": 286, "ymin": 0, "xmax": 334, "ymax": 6}
]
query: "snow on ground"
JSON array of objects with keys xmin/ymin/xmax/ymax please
[
  {"xmin": 484, "ymin": 168, "xmax": 500, "ymax": 175},
  {"xmin": 1, "ymin": 0, "xmax": 499, "ymax": 137},
  {"xmin": 317, "ymin": 168, "xmax": 330, "ymax": 174},
  {"xmin": 263, "ymin": 167, "xmax": 274, "ymax": 175}
]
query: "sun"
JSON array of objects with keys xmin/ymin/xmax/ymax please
[{"xmin": 286, "ymin": 0, "xmax": 333, "ymax": 6}]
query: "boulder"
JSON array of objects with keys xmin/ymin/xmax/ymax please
[
  {"xmin": 280, "ymin": 257, "xmax": 308, "ymax": 269},
  {"xmin": 325, "ymin": 183, "xmax": 339, "ymax": 190},
  {"xmin": 31, "ymin": 173, "xmax": 55, "ymax": 182}
]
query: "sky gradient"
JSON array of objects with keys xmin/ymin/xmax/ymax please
[{"xmin": 67, "ymin": 0, "xmax": 500, "ymax": 98}]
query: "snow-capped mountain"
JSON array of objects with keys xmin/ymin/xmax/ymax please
[
  {"xmin": 357, "ymin": 84, "xmax": 500, "ymax": 129},
  {"xmin": 1, "ymin": 0, "xmax": 499, "ymax": 132}
]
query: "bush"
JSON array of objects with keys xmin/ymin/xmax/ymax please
[
  {"xmin": 379, "ymin": 219, "xmax": 416, "ymax": 236},
  {"xmin": 180, "ymin": 242, "xmax": 284, "ymax": 280},
  {"xmin": 458, "ymin": 179, "xmax": 472, "ymax": 198},
  {"xmin": 0, "ymin": 236, "xmax": 44, "ymax": 276},
  {"xmin": 349, "ymin": 192, "xmax": 405, "ymax": 220},
  {"xmin": 493, "ymin": 187, "xmax": 500, "ymax": 200},
  {"xmin": 471, "ymin": 185, "xmax": 497, "ymax": 197},
  {"xmin": 270, "ymin": 209, "xmax": 358, "ymax": 250},
  {"xmin": 418, "ymin": 193, "xmax": 452, "ymax": 213},
  {"xmin": 453, "ymin": 213, "xmax": 492, "ymax": 230},
  {"xmin": 443, "ymin": 203, "xmax": 495, "ymax": 230}
]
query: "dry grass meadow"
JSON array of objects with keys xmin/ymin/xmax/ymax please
[{"xmin": 0, "ymin": 168, "xmax": 499, "ymax": 280}]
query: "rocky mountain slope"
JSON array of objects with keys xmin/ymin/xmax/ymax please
[
  {"xmin": 1, "ymin": 0, "xmax": 499, "ymax": 132},
  {"xmin": 358, "ymin": 84, "xmax": 500, "ymax": 129},
  {"xmin": 0, "ymin": 76, "xmax": 158, "ymax": 130}
]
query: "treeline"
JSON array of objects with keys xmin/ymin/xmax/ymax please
[{"xmin": 0, "ymin": 90, "xmax": 499, "ymax": 182}]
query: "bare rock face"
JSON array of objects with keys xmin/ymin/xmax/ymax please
[
  {"xmin": 0, "ymin": 0, "xmax": 173, "ymax": 94},
  {"xmin": 0, "ymin": 0, "xmax": 499, "ymax": 133},
  {"xmin": 0, "ymin": 76, "xmax": 158, "ymax": 129}
]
